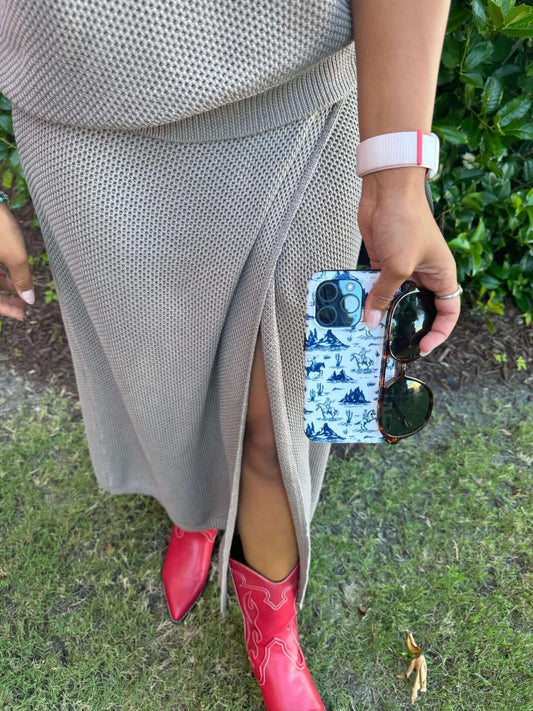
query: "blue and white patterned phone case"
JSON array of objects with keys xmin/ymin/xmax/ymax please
[{"xmin": 303, "ymin": 269, "xmax": 399, "ymax": 443}]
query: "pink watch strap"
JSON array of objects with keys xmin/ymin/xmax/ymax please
[{"xmin": 356, "ymin": 130, "xmax": 440, "ymax": 180}]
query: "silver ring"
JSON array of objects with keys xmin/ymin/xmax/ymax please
[{"xmin": 434, "ymin": 285, "xmax": 463, "ymax": 300}]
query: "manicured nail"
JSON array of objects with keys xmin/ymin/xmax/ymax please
[
  {"xmin": 365, "ymin": 309, "xmax": 383, "ymax": 330},
  {"xmin": 21, "ymin": 289, "xmax": 35, "ymax": 305}
]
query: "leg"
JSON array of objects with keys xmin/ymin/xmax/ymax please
[
  {"xmin": 236, "ymin": 327, "xmax": 298, "ymax": 581},
  {"xmin": 230, "ymin": 335, "xmax": 325, "ymax": 709}
]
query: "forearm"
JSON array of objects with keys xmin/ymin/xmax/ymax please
[{"xmin": 351, "ymin": 0, "xmax": 451, "ymax": 187}]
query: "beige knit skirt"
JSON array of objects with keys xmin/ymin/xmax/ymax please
[{"xmin": 10, "ymin": 88, "xmax": 363, "ymax": 617}]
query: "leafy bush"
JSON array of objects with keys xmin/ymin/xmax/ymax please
[
  {"xmin": 1, "ymin": 0, "xmax": 532, "ymax": 321},
  {"xmin": 432, "ymin": 0, "xmax": 533, "ymax": 323}
]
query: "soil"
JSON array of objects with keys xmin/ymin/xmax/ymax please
[{"xmin": 1, "ymin": 200, "xmax": 532, "ymax": 421}]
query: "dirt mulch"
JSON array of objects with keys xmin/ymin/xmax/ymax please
[{"xmin": 1, "ymin": 200, "xmax": 532, "ymax": 411}]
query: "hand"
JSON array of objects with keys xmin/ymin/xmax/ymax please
[
  {"xmin": 358, "ymin": 167, "xmax": 460, "ymax": 355},
  {"xmin": 0, "ymin": 201, "xmax": 35, "ymax": 320}
]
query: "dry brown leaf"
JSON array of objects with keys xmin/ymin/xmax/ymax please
[
  {"xmin": 106, "ymin": 544, "xmax": 115, "ymax": 555},
  {"xmin": 405, "ymin": 628, "xmax": 422, "ymax": 654},
  {"xmin": 399, "ymin": 630, "xmax": 428, "ymax": 704},
  {"xmin": 402, "ymin": 654, "xmax": 428, "ymax": 704}
]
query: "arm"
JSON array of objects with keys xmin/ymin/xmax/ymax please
[{"xmin": 351, "ymin": 0, "xmax": 459, "ymax": 355}]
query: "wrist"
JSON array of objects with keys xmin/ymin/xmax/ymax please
[{"xmin": 361, "ymin": 166, "xmax": 428, "ymax": 199}]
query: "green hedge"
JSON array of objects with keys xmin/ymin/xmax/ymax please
[
  {"xmin": 1, "ymin": 0, "xmax": 532, "ymax": 322},
  {"xmin": 432, "ymin": 0, "xmax": 533, "ymax": 324}
]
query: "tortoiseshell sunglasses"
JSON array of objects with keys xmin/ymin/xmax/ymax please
[{"xmin": 378, "ymin": 280, "xmax": 437, "ymax": 444}]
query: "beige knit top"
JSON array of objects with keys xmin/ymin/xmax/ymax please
[{"xmin": 0, "ymin": 0, "xmax": 358, "ymax": 138}]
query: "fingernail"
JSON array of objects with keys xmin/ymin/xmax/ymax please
[
  {"xmin": 365, "ymin": 309, "xmax": 383, "ymax": 330},
  {"xmin": 21, "ymin": 289, "xmax": 35, "ymax": 305},
  {"xmin": 419, "ymin": 350, "xmax": 430, "ymax": 357}
]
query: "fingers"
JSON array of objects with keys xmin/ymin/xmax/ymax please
[
  {"xmin": 363, "ymin": 255, "xmax": 461, "ymax": 356},
  {"xmin": 0, "ymin": 291, "xmax": 25, "ymax": 320},
  {"xmin": 418, "ymin": 291, "xmax": 461, "ymax": 355},
  {"xmin": 363, "ymin": 260, "xmax": 412, "ymax": 329},
  {"xmin": 0, "ymin": 260, "xmax": 34, "ymax": 319},
  {"xmin": 0, "ymin": 205, "xmax": 35, "ymax": 319},
  {"xmin": 1, "ymin": 252, "xmax": 35, "ymax": 304}
]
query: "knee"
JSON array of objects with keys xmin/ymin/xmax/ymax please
[{"xmin": 243, "ymin": 418, "xmax": 281, "ymax": 480}]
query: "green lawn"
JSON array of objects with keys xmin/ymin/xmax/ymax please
[{"xmin": 1, "ymin": 388, "xmax": 531, "ymax": 710}]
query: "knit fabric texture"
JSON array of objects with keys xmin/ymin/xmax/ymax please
[
  {"xmin": 3, "ymin": 0, "xmax": 367, "ymax": 618},
  {"xmin": 0, "ymin": 0, "xmax": 357, "ymax": 135},
  {"xmin": 10, "ymin": 85, "xmax": 364, "ymax": 616}
]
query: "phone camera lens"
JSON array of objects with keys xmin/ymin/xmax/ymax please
[
  {"xmin": 317, "ymin": 281, "xmax": 338, "ymax": 302},
  {"xmin": 340, "ymin": 294, "xmax": 360, "ymax": 313},
  {"xmin": 317, "ymin": 305, "xmax": 336, "ymax": 326}
]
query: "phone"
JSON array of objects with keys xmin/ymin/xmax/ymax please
[{"xmin": 303, "ymin": 269, "xmax": 400, "ymax": 444}]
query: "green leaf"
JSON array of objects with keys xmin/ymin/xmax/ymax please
[
  {"xmin": 502, "ymin": 4, "xmax": 533, "ymax": 37},
  {"xmin": 461, "ymin": 192, "xmax": 484, "ymax": 210},
  {"xmin": 8, "ymin": 193, "xmax": 28, "ymax": 210},
  {"xmin": 493, "ymin": 63, "xmax": 521, "ymax": 79},
  {"xmin": 487, "ymin": 0, "xmax": 505, "ymax": 28},
  {"xmin": 481, "ymin": 75, "xmax": 504, "ymax": 115},
  {"xmin": 441, "ymin": 36, "xmax": 462, "ymax": 69},
  {"xmin": 463, "ymin": 41, "xmax": 494, "ymax": 72},
  {"xmin": 0, "ymin": 114, "xmax": 13, "ymax": 134},
  {"xmin": 433, "ymin": 124, "xmax": 469, "ymax": 144},
  {"xmin": 446, "ymin": 6, "xmax": 471, "ymax": 32},
  {"xmin": 489, "ymin": 263, "xmax": 509, "ymax": 279},
  {"xmin": 2, "ymin": 169, "xmax": 13, "ymax": 189},
  {"xmin": 491, "ymin": 0, "xmax": 517, "ymax": 15},
  {"xmin": 471, "ymin": 243, "xmax": 484, "ymax": 276},
  {"xmin": 461, "ymin": 71, "xmax": 485, "ymax": 88},
  {"xmin": 494, "ymin": 96, "xmax": 532, "ymax": 129},
  {"xmin": 487, "ymin": 299, "xmax": 506, "ymax": 315},
  {"xmin": 525, "ymin": 161, "xmax": 533, "ymax": 186},
  {"xmin": 448, "ymin": 234, "xmax": 472, "ymax": 251},
  {"xmin": 471, "ymin": 218, "xmax": 486, "ymax": 242},
  {"xmin": 8, "ymin": 149, "xmax": 20, "ymax": 169},
  {"xmin": 472, "ymin": 0, "xmax": 488, "ymax": 31},
  {"xmin": 480, "ymin": 274, "xmax": 502, "ymax": 289},
  {"xmin": 504, "ymin": 122, "xmax": 533, "ymax": 140},
  {"xmin": 483, "ymin": 129, "xmax": 507, "ymax": 157}
]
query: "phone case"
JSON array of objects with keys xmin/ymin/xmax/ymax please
[{"xmin": 303, "ymin": 269, "xmax": 399, "ymax": 443}]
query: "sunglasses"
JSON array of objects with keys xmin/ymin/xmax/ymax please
[{"xmin": 377, "ymin": 281, "xmax": 437, "ymax": 444}]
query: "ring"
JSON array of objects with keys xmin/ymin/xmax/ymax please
[{"xmin": 434, "ymin": 285, "xmax": 463, "ymax": 300}]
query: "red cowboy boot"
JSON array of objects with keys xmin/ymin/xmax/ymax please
[
  {"xmin": 161, "ymin": 525, "xmax": 217, "ymax": 623},
  {"xmin": 229, "ymin": 555, "xmax": 325, "ymax": 711}
]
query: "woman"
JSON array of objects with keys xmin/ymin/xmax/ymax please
[{"xmin": 0, "ymin": 1, "xmax": 460, "ymax": 708}]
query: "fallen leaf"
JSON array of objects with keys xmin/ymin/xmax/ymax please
[
  {"xmin": 399, "ymin": 630, "xmax": 428, "ymax": 704},
  {"xmin": 401, "ymin": 654, "xmax": 427, "ymax": 704},
  {"xmin": 358, "ymin": 605, "xmax": 367, "ymax": 615},
  {"xmin": 405, "ymin": 628, "xmax": 422, "ymax": 654},
  {"xmin": 106, "ymin": 544, "xmax": 115, "ymax": 555}
]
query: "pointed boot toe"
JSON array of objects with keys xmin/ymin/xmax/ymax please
[
  {"xmin": 161, "ymin": 525, "xmax": 217, "ymax": 623},
  {"xmin": 229, "ymin": 556, "xmax": 325, "ymax": 711}
]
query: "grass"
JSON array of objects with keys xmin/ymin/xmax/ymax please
[{"xmin": 0, "ymin": 389, "xmax": 531, "ymax": 710}]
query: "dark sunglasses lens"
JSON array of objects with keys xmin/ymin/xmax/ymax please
[
  {"xmin": 382, "ymin": 378, "xmax": 431, "ymax": 437},
  {"xmin": 390, "ymin": 291, "xmax": 437, "ymax": 360}
]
